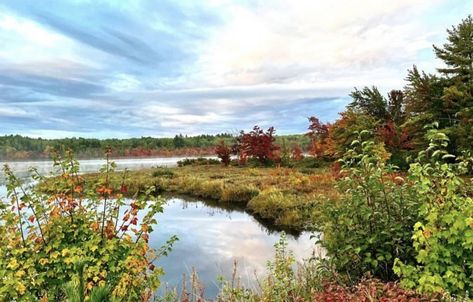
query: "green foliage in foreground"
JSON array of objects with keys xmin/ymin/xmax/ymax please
[
  {"xmin": 318, "ymin": 131, "xmax": 420, "ymax": 281},
  {"xmin": 0, "ymin": 151, "xmax": 177, "ymax": 301},
  {"xmin": 319, "ymin": 126, "xmax": 473, "ymax": 297},
  {"xmin": 394, "ymin": 130, "xmax": 473, "ymax": 295}
]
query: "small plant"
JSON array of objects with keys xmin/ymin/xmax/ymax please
[
  {"xmin": 215, "ymin": 140, "xmax": 232, "ymax": 166},
  {"xmin": 0, "ymin": 149, "xmax": 177, "ymax": 301},
  {"xmin": 152, "ymin": 167, "xmax": 176, "ymax": 178}
]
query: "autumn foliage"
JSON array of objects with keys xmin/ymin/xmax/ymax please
[
  {"xmin": 236, "ymin": 126, "xmax": 280, "ymax": 164},
  {"xmin": 0, "ymin": 150, "xmax": 176, "ymax": 301},
  {"xmin": 215, "ymin": 140, "xmax": 232, "ymax": 166}
]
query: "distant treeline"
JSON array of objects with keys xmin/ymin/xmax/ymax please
[{"xmin": 0, "ymin": 133, "xmax": 310, "ymax": 160}]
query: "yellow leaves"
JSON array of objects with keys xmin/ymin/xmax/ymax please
[
  {"xmin": 51, "ymin": 251, "xmax": 60, "ymax": 259},
  {"xmin": 16, "ymin": 282, "xmax": 26, "ymax": 295},
  {"xmin": 39, "ymin": 258, "xmax": 49, "ymax": 265},
  {"xmin": 61, "ymin": 248, "xmax": 70, "ymax": 257},
  {"xmin": 15, "ymin": 270, "xmax": 26, "ymax": 278},
  {"xmin": 90, "ymin": 244, "xmax": 98, "ymax": 252},
  {"xmin": 7, "ymin": 258, "xmax": 19, "ymax": 270}
]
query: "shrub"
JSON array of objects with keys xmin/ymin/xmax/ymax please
[
  {"xmin": 0, "ymin": 150, "xmax": 177, "ymax": 301},
  {"xmin": 152, "ymin": 167, "xmax": 175, "ymax": 178},
  {"xmin": 319, "ymin": 131, "xmax": 420, "ymax": 281},
  {"xmin": 176, "ymin": 157, "xmax": 220, "ymax": 167},
  {"xmin": 215, "ymin": 140, "xmax": 232, "ymax": 166},
  {"xmin": 394, "ymin": 129, "xmax": 473, "ymax": 296},
  {"xmin": 236, "ymin": 125, "xmax": 280, "ymax": 165}
]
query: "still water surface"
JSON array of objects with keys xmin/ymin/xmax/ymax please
[{"xmin": 0, "ymin": 157, "xmax": 321, "ymax": 297}]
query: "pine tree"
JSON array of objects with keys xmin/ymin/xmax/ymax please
[{"xmin": 433, "ymin": 15, "xmax": 473, "ymax": 152}]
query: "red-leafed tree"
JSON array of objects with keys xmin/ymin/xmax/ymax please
[
  {"xmin": 215, "ymin": 140, "xmax": 232, "ymax": 166},
  {"xmin": 307, "ymin": 116, "xmax": 331, "ymax": 158},
  {"xmin": 377, "ymin": 120, "xmax": 412, "ymax": 150},
  {"xmin": 237, "ymin": 126, "xmax": 280, "ymax": 164}
]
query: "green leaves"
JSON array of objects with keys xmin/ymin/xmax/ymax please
[
  {"xmin": 319, "ymin": 133, "xmax": 420, "ymax": 281},
  {"xmin": 394, "ymin": 133, "xmax": 473, "ymax": 296}
]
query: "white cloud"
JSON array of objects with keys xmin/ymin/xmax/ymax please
[
  {"xmin": 190, "ymin": 0, "xmax": 445, "ymax": 89},
  {"xmin": 0, "ymin": 106, "xmax": 30, "ymax": 117}
]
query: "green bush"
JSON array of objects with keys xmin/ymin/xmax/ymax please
[
  {"xmin": 319, "ymin": 131, "xmax": 420, "ymax": 281},
  {"xmin": 152, "ymin": 167, "xmax": 175, "ymax": 178},
  {"xmin": 394, "ymin": 130, "xmax": 473, "ymax": 296},
  {"xmin": 176, "ymin": 157, "xmax": 220, "ymax": 167}
]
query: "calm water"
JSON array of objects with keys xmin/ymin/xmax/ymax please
[{"xmin": 0, "ymin": 158, "xmax": 321, "ymax": 298}]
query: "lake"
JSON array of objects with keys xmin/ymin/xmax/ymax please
[{"xmin": 0, "ymin": 157, "xmax": 322, "ymax": 298}]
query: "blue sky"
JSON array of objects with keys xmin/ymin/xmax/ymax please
[{"xmin": 0, "ymin": 0, "xmax": 471, "ymax": 138}]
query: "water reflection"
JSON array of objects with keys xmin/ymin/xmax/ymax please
[{"xmin": 154, "ymin": 197, "xmax": 323, "ymax": 298}]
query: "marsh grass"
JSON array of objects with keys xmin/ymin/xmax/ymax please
[{"xmin": 71, "ymin": 165, "xmax": 336, "ymax": 230}]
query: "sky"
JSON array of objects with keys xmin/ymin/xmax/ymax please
[{"xmin": 0, "ymin": 0, "xmax": 471, "ymax": 139}]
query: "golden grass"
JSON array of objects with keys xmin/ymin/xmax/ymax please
[{"xmin": 71, "ymin": 165, "xmax": 338, "ymax": 230}]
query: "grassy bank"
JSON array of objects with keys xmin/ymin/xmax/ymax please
[{"xmin": 72, "ymin": 161, "xmax": 336, "ymax": 231}]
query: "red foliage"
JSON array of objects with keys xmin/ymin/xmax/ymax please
[
  {"xmin": 291, "ymin": 145, "xmax": 304, "ymax": 161},
  {"xmin": 313, "ymin": 279, "xmax": 438, "ymax": 302},
  {"xmin": 237, "ymin": 126, "xmax": 280, "ymax": 163},
  {"xmin": 215, "ymin": 140, "xmax": 232, "ymax": 166},
  {"xmin": 307, "ymin": 116, "xmax": 329, "ymax": 140},
  {"xmin": 330, "ymin": 161, "xmax": 345, "ymax": 179},
  {"xmin": 377, "ymin": 121, "xmax": 413, "ymax": 150},
  {"xmin": 307, "ymin": 116, "xmax": 332, "ymax": 158}
]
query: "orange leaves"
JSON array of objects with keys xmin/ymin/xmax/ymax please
[
  {"xmin": 123, "ymin": 212, "xmax": 130, "ymax": 222},
  {"xmin": 105, "ymin": 220, "xmax": 115, "ymax": 239},
  {"xmin": 91, "ymin": 221, "xmax": 100, "ymax": 231},
  {"xmin": 291, "ymin": 145, "xmax": 304, "ymax": 161},
  {"xmin": 50, "ymin": 207, "xmax": 60, "ymax": 218},
  {"xmin": 28, "ymin": 215, "xmax": 35, "ymax": 223},
  {"xmin": 97, "ymin": 186, "xmax": 113, "ymax": 196},
  {"xmin": 73, "ymin": 185, "xmax": 82, "ymax": 193}
]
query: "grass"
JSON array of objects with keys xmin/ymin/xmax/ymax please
[{"xmin": 70, "ymin": 162, "xmax": 337, "ymax": 231}]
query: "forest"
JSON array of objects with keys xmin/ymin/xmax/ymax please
[{"xmin": 0, "ymin": 133, "xmax": 310, "ymax": 160}]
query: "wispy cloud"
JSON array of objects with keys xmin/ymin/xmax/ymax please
[{"xmin": 0, "ymin": 0, "xmax": 471, "ymax": 138}]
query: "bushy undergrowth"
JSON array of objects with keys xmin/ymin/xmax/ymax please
[
  {"xmin": 318, "ymin": 131, "xmax": 420, "ymax": 281},
  {"xmin": 0, "ymin": 151, "xmax": 176, "ymax": 301},
  {"xmin": 394, "ymin": 130, "xmax": 473, "ymax": 296},
  {"xmin": 319, "ymin": 129, "xmax": 473, "ymax": 297}
]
